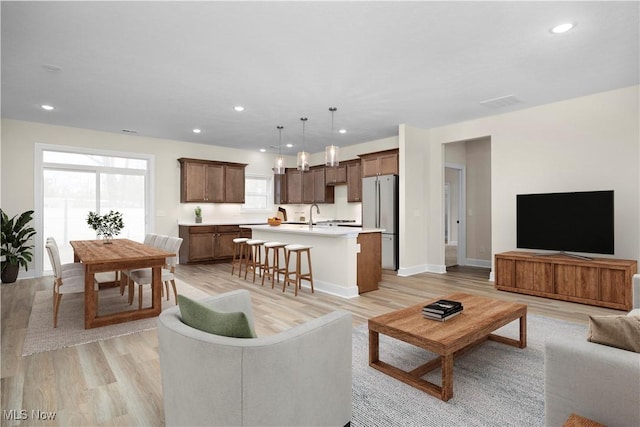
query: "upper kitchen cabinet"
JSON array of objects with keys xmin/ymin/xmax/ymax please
[
  {"xmin": 178, "ymin": 158, "xmax": 247, "ymax": 203},
  {"xmin": 359, "ymin": 149, "xmax": 399, "ymax": 177},
  {"xmin": 273, "ymin": 173, "xmax": 287, "ymax": 204},
  {"xmin": 346, "ymin": 160, "xmax": 362, "ymax": 202},
  {"xmin": 325, "ymin": 164, "xmax": 347, "ymax": 185},
  {"xmin": 285, "ymin": 167, "xmax": 334, "ymax": 204},
  {"xmin": 306, "ymin": 166, "xmax": 334, "ymax": 204},
  {"xmin": 285, "ymin": 168, "xmax": 303, "ymax": 204}
]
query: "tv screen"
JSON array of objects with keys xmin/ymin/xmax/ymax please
[{"xmin": 516, "ymin": 190, "xmax": 614, "ymax": 255}]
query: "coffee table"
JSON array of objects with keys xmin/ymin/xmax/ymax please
[{"xmin": 368, "ymin": 293, "xmax": 527, "ymax": 401}]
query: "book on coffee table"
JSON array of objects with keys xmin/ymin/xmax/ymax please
[
  {"xmin": 423, "ymin": 305, "xmax": 463, "ymax": 321},
  {"xmin": 422, "ymin": 299, "xmax": 463, "ymax": 315}
]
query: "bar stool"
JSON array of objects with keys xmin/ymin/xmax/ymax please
[
  {"xmin": 283, "ymin": 244, "xmax": 314, "ymax": 296},
  {"xmin": 245, "ymin": 239, "xmax": 266, "ymax": 283},
  {"xmin": 231, "ymin": 237, "xmax": 249, "ymax": 277},
  {"xmin": 261, "ymin": 241, "xmax": 287, "ymax": 288}
]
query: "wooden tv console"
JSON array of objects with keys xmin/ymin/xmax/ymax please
[{"xmin": 495, "ymin": 251, "xmax": 637, "ymax": 311}]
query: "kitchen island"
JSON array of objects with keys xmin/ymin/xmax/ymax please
[{"xmin": 245, "ymin": 224, "xmax": 383, "ymax": 298}]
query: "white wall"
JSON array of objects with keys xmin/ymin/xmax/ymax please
[{"xmin": 401, "ymin": 85, "xmax": 639, "ymax": 278}]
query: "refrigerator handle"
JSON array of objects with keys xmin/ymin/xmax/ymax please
[{"xmin": 376, "ymin": 178, "xmax": 381, "ymax": 228}]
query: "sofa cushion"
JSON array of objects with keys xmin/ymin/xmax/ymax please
[
  {"xmin": 178, "ymin": 295, "xmax": 257, "ymax": 338},
  {"xmin": 588, "ymin": 315, "xmax": 640, "ymax": 353}
]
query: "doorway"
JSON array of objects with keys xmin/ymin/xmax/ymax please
[
  {"xmin": 443, "ymin": 137, "xmax": 492, "ymax": 274},
  {"xmin": 444, "ymin": 163, "xmax": 465, "ymax": 267}
]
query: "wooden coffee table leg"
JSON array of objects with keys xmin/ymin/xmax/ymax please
[
  {"xmin": 441, "ymin": 354, "xmax": 454, "ymax": 401},
  {"xmin": 369, "ymin": 330, "xmax": 379, "ymax": 363},
  {"xmin": 519, "ymin": 313, "xmax": 527, "ymax": 348}
]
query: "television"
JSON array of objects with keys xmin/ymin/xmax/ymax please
[{"xmin": 516, "ymin": 190, "xmax": 614, "ymax": 256}]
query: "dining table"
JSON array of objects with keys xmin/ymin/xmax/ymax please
[{"xmin": 70, "ymin": 238, "xmax": 174, "ymax": 329}]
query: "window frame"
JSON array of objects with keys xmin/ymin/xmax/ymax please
[
  {"xmin": 34, "ymin": 143, "xmax": 155, "ymax": 276},
  {"xmin": 241, "ymin": 173, "xmax": 273, "ymax": 213}
]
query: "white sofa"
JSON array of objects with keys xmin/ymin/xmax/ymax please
[
  {"xmin": 157, "ymin": 289, "xmax": 352, "ymax": 427},
  {"xmin": 544, "ymin": 274, "xmax": 640, "ymax": 426}
]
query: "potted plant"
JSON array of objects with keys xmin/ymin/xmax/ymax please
[
  {"xmin": 195, "ymin": 206, "xmax": 202, "ymax": 223},
  {"xmin": 1, "ymin": 209, "xmax": 36, "ymax": 283},
  {"xmin": 87, "ymin": 210, "xmax": 124, "ymax": 244}
]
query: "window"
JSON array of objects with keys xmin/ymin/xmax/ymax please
[
  {"xmin": 243, "ymin": 175, "xmax": 271, "ymax": 211},
  {"xmin": 36, "ymin": 144, "xmax": 153, "ymax": 274}
]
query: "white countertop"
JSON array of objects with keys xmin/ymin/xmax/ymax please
[
  {"xmin": 245, "ymin": 224, "xmax": 384, "ymax": 237},
  {"xmin": 179, "ymin": 220, "xmax": 267, "ymax": 226}
]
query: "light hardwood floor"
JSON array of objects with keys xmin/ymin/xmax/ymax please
[{"xmin": 1, "ymin": 263, "xmax": 624, "ymax": 426}]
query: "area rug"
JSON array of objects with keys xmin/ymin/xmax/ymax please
[
  {"xmin": 22, "ymin": 279, "xmax": 208, "ymax": 356},
  {"xmin": 351, "ymin": 314, "xmax": 587, "ymax": 427}
]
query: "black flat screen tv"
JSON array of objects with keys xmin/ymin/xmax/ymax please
[{"xmin": 516, "ymin": 190, "xmax": 614, "ymax": 255}]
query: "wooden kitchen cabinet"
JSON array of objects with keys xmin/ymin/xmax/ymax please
[
  {"xmin": 325, "ymin": 164, "xmax": 347, "ymax": 185},
  {"xmin": 273, "ymin": 173, "xmax": 287, "ymax": 204},
  {"xmin": 179, "ymin": 226, "xmax": 216, "ymax": 262},
  {"xmin": 303, "ymin": 169, "xmax": 315, "ymax": 203},
  {"xmin": 215, "ymin": 225, "xmax": 241, "ymax": 259},
  {"xmin": 360, "ymin": 149, "xmax": 399, "ymax": 177},
  {"xmin": 178, "ymin": 158, "xmax": 247, "ymax": 203},
  {"xmin": 179, "ymin": 225, "xmax": 250, "ymax": 264},
  {"xmin": 357, "ymin": 232, "xmax": 382, "ymax": 293},
  {"xmin": 287, "ymin": 167, "xmax": 334, "ymax": 204},
  {"xmin": 495, "ymin": 251, "xmax": 637, "ymax": 310},
  {"xmin": 346, "ymin": 160, "xmax": 362, "ymax": 202},
  {"xmin": 309, "ymin": 167, "xmax": 334, "ymax": 203},
  {"xmin": 286, "ymin": 169, "xmax": 303, "ymax": 204},
  {"xmin": 224, "ymin": 164, "xmax": 246, "ymax": 203}
]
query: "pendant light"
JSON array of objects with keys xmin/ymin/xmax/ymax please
[
  {"xmin": 325, "ymin": 107, "xmax": 340, "ymax": 167},
  {"xmin": 297, "ymin": 117, "xmax": 309, "ymax": 171},
  {"xmin": 274, "ymin": 125, "xmax": 285, "ymax": 175}
]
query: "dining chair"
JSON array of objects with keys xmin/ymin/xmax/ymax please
[
  {"xmin": 46, "ymin": 237, "xmax": 84, "ymax": 277},
  {"xmin": 45, "ymin": 240, "xmax": 98, "ymax": 328},
  {"xmin": 120, "ymin": 233, "xmax": 158, "ymax": 296},
  {"xmin": 127, "ymin": 236, "xmax": 183, "ymax": 309}
]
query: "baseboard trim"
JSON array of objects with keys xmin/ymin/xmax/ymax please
[
  {"xmin": 397, "ymin": 264, "xmax": 447, "ymax": 276},
  {"xmin": 397, "ymin": 264, "xmax": 427, "ymax": 277},
  {"xmin": 465, "ymin": 258, "xmax": 491, "ymax": 269},
  {"xmin": 300, "ymin": 280, "xmax": 360, "ymax": 299}
]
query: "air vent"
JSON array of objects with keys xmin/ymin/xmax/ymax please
[
  {"xmin": 479, "ymin": 95, "xmax": 521, "ymax": 109},
  {"xmin": 121, "ymin": 129, "xmax": 137, "ymax": 134}
]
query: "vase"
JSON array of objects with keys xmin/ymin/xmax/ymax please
[
  {"xmin": 1, "ymin": 264, "xmax": 20, "ymax": 283},
  {"xmin": 103, "ymin": 235, "xmax": 114, "ymax": 244},
  {"xmin": 195, "ymin": 216, "xmax": 202, "ymax": 223}
]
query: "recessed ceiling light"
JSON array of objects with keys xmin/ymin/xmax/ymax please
[
  {"xmin": 193, "ymin": 128, "xmax": 201, "ymax": 134},
  {"xmin": 551, "ymin": 23, "xmax": 574, "ymax": 34},
  {"xmin": 339, "ymin": 129, "xmax": 347, "ymax": 134},
  {"xmin": 42, "ymin": 64, "xmax": 61, "ymax": 72},
  {"xmin": 41, "ymin": 104, "xmax": 54, "ymax": 111},
  {"xmin": 286, "ymin": 143, "xmax": 293, "ymax": 148},
  {"xmin": 259, "ymin": 148, "xmax": 266, "ymax": 153},
  {"xmin": 234, "ymin": 106, "xmax": 245, "ymax": 112}
]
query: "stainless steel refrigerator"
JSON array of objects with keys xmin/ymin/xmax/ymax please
[{"xmin": 362, "ymin": 174, "xmax": 399, "ymax": 270}]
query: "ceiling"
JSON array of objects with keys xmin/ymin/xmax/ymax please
[{"xmin": 2, "ymin": 1, "xmax": 639, "ymax": 156}]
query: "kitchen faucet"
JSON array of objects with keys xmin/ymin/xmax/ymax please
[{"xmin": 309, "ymin": 204, "xmax": 320, "ymax": 230}]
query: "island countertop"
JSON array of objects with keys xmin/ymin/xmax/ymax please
[
  {"xmin": 247, "ymin": 224, "xmax": 383, "ymax": 298},
  {"xmin": 244, "ymin": 224, "xmax": 384, "ymax": 237}
]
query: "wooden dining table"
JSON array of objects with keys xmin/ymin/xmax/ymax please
[{"xmin": 70, "ymin": 238, "xmax": 174, "ymax": 329}]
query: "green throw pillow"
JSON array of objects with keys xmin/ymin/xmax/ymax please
[{"xmin": 178, "ymin": 295, "xmax": 257, "ymax": 338}]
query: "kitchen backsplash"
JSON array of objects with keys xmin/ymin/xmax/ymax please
[{"xmin": 178, "ymin": 185, "xmax": 362, "ymax": 224}]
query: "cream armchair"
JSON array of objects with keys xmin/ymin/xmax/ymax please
[
  {"xmin": 157, "ymin": 289, "xmax": 352, "ymax": 427},
  {"xmin": 544, "ymin": 274, "xmax": 640, "ymax": 426}
]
